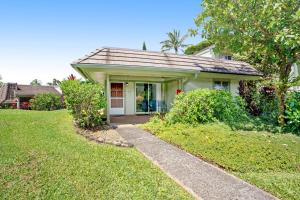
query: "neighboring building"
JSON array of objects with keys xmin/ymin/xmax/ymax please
[
  {"xmin": 0, "ymin": 83, "xmax": 61, "ymax": 109},
  {"xmin": 197, "ymin": 45, "xmax": 300, "ymax": 91},
  {"xmin": 71, "ymin": 47, "xmax": 261, "ymax": 122},
  {"xmin": 195, "ymin": 45, "xmax": 233, "ymax": 60}
]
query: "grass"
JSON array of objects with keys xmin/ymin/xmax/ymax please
[
  {"xmin": 142, "ymin": 119, "xmax": 300, "ymax": 200},
  {"xmin": 0, "ymin": 110, "xmax": 192, "ymax": 200}
]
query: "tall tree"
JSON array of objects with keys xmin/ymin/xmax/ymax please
[
  {"xmin": 193, "ymin": 0, "xmax": 300, "ymax": 125},
  {"xmin": 160, "ymin": 30, "xmax": 188, "ymax": 54},
  {"xmin": 0, "ymin": 75, "xmax": 2, "ymax": 86},
  {"xmin": 30, "ymin": 79, "xmax": 42, "ymax": 86},
  {"xmin": 142, "ymin": 41, "xmax": 147, "ymax": 51}
]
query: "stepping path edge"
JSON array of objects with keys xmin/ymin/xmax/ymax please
[{"xmin": 116, "ymin": 125, "xmax": 278, "ymax": 200}]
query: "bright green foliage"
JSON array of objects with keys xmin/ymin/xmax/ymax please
[
  {"xmin": 60, "ymin": 80, "xmax": 106, "ymax": 129},
  {"xmin": 166, "ymin": 89, "xmax": 248, "ymax": 129},
  {"xmin": 194, "ymin": 0, "xmax": 300, "ymax": 125},
  {"xmin": 0, "ymin": 110, "xmax": 192, "ymax": 200},
  {"xmin": 160, "ymin": 30, "xmax": 188, "ymax": 54},
  {"xmin": 184, "ymin": 40, "xmax": 213, "ymax": 55},
  {"xmin": 30, "ymin": 93, "xmax": 62, "ymax": 111},
  {"xmin": 142, "ymin": 120, "xmax": 300, "ymax": 200},
  {"xmin": 285, "ymin": 92, "xmax": 300, "ymax": 134}
]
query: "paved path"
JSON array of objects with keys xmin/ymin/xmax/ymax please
[{"xmin": 116, "ymin": 124, "xmax": 277, "ymax": 200}]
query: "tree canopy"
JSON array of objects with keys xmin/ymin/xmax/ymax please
[
  {"xmin": 160, "ymin": 30, "xmax": 188, "ymax": 54},
  {"xmin": 30, "ymin": 79, "xmax": 42, "ymax": 86},
  {"xmin": 193, "ymin": 0, "xmax": 300, "ymax": 125},
  {"xmin": 184, "ymin": 40, "xmax": 213, "ymax": 55}
]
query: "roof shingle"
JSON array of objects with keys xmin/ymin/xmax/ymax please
[{"xmin": 73, "ymin": 47, "xmax": 261, "ymax": 76}]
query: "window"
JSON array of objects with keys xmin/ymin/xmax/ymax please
[{"xmin": 213, "ymin": 81, "xmax": 230, "ymax": 91}]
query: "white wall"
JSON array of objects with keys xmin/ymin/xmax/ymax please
[
  {"xmin": 184, "ymin": 78, "xmax": 213, "ymax": 91},
  {"xmin": 184, "ymin": 77, "xmax": 240, "ymax": 96},
  {"xmin": 166, "ymin": 80, "xmax": 178, "ymax": 110}
]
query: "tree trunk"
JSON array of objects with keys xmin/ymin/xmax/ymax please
[
  {"xmin": 277, "ymin": 87, "xmax": 287, "ymax": 126},
  {"xmin": 277, "ymin": 63, "xmax": 292, "ymax": 126}
]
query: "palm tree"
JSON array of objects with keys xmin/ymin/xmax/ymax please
[{"xmin": 160, "ymin": 30, "xmax": 188, "ymax": 54}]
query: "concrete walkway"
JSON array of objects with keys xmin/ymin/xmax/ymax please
[{"xmin": 116, "ymin": 124, "xmax": 277, "ymax": 200}]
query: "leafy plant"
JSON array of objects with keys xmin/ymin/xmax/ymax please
[
  {"xmin": 60, "ymin": 80, "xmax": 106, "ymax": 129},
  {"xmin": 192, "ymin": 0, "xmax": 300, "ymax": 126},
  {"xmin": 285, "ymin": 92, "xmax": 300, "ymax": 134},
  {"xmin": 30, "ymin": 93, "xmax": 62, "ymax": 111},
  {"xmin": 184, "ymin": 40, "xmax": 213, "ymax": 55},
  {"xmin": 165, "ymin": 89, "xmax": 249, "ymax": 129}
]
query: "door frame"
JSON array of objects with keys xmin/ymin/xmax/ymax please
[
  {"xmin": 135, "ymin": 82, "xmax": 159, "ymax": 114},
  {"xmin": 110, "ymin": 82, "xmax": 125, "ymax": 115}
]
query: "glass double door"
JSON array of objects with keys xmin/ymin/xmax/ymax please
[{"xmin": 136, "ymin": 83, "xmax": 157, "ymax": 113}]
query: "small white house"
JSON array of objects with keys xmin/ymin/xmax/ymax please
[{"xmin": 71, "ymin": 47, "xmax": 261, "ymax": 122}]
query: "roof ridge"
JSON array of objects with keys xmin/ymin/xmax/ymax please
[{"xmin": 74, "ymin": 47, "xmax": 249, "ymax": 66}]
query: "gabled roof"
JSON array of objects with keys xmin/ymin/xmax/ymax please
[
  {"xmin": 72, "ymin": 47, "xmax": 261, "ymax": 76},
  {"xmin": 0, "ymin": 83, "xmax": 61, "ymax": 104}
]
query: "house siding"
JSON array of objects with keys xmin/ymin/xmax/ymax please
[{"xmin": 166, "ymin": 80, "xmax": 178, "ymax": 110}]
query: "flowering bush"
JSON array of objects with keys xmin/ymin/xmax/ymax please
[{"xmin": 60, "ymin": 80, "xmax": 106, "ymax": 129}]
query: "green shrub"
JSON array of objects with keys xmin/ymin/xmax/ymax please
[
  {"xmin": 284, "ymin": 92, "xmax": 300, "ymax": 134},
  {"xmin": 30, "ymin": 93, "xmax": 62, "ymax": 111},
  {"xmin": 165, "ymin": 89, "xmax": 249, "ymax": 128},
  {"xmin": 60, "ymin": 80, "xmax": 106, "ymax": 129}
]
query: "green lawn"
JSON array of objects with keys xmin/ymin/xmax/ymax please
[
  {"xmin": 0, "ymin": 110, "xmax": 192, "ymax": 200},
  {"xmin": 142, "ymin": 120, "xmax": 300, "ymax": 200}
]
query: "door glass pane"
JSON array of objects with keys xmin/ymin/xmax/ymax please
[
  {"xmin": 136, "ymin": 83, "xmax": 148, "ymax": 112},
  {"xmin": 149, "ymin": 84, "xmax": 157, "ymax": 112}
]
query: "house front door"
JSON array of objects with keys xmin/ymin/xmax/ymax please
[{"xmin": 110, "ymin": 82, "xmax": 124, "ymax": 115}]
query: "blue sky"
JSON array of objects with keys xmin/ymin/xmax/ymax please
[{"xmin": 0, "ymin": 0, "xmax": 203, "ymax": 84}]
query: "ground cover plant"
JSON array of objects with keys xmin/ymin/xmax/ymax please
[
  {"xmin": 142, "ymin": 119, "xmax": 300, "ymax": 200},
  {"xmin": 0, "ymin": 110, "xmax": 192, "ymax": 200}
]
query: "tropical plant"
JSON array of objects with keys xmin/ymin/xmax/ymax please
[
  {"xmin": 192, "ymin": 0, "xmax": 300, "ymax": 126},
  {"xmin": 67, "ymin": 74, "xmax": 76, "ymax": 80},
  {"xmin": 30, "ymin": 93, "xmax": 62, "ymax": 111},
  {"xmin": 30, "ymin": 79, "xmax": 42, "ymax": 86},
  {"xmin": 60, "ymin": 80, "xmax": 106, "ymax": 129},
  {"xmin": 160, "ymin": 30, "xmax": 188, "ymax": 54}
]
